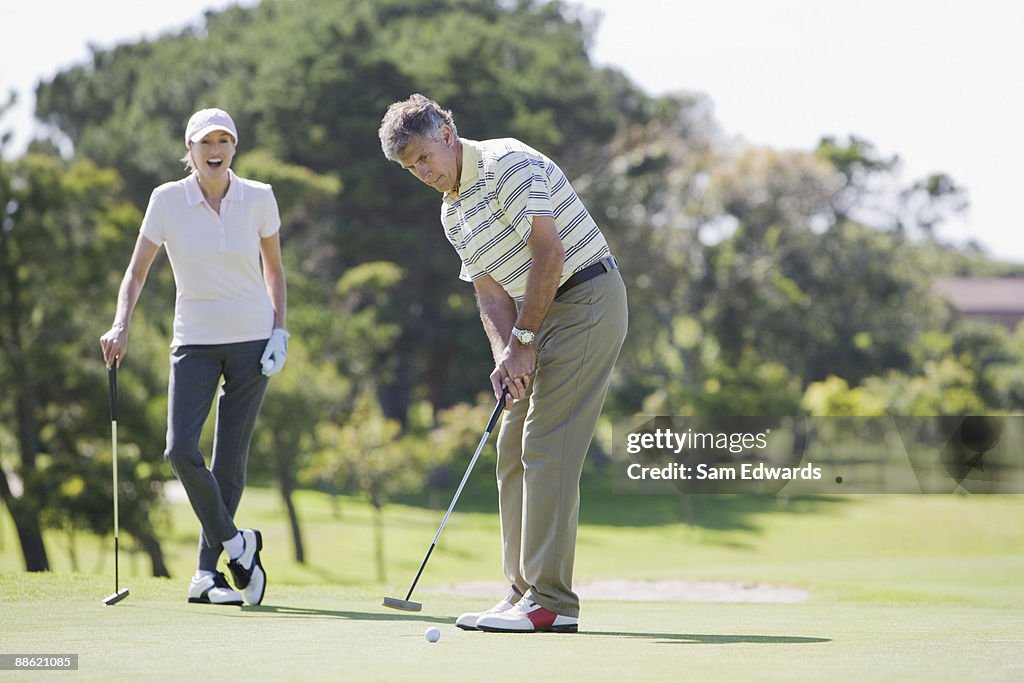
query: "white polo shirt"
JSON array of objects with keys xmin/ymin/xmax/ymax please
[
  {"xmin": 440, "ymin": 138, "xmax": 610, "ymax": 302},
  {"xmin": 140, "ymin": 170, "xmax": 281, "ymax": 347}
]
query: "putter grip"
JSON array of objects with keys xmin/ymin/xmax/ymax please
[
  {"xmin": 487, "ymin": 387, "xmax": 510, "ymax": 433},
  {"xmin": 108, "ymin": 365, "xmax": 118, "ymax": 422}
]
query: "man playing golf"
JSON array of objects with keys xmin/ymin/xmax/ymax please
[
  {"xmin": 379, "ymin": 94, "xmax": 628, "ymax": 633},
  {"xmin": 100, "ymin": 108, "xmax": 286, "ymax": 607}
]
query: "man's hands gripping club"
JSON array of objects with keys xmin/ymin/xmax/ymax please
[
  {"xmin": 478, "ymin": 216, "xmax": 565, "ymax": 407},
  {"xmin": 490, "ymin": 339, "xmax": 536, "ymax": 405}
]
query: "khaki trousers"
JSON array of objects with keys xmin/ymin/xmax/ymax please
[{"xmin": 496, "ymin": 268, "xmax": 627, "ymax": 617}]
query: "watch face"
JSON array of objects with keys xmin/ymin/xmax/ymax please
[{"xmin": 516, "ymin": 329, "xmax": 535, "ymax": 344}]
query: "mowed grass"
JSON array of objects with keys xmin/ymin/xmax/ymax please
[
  {"xmin": 1, "ymin": 575, "xmax": 1023, "ymax": 682},
  {"xmin": 2, "ymin": 489, "xmax": 1023, "ymax": 681}
]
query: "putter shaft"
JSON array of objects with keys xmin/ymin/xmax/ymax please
[
  {"xmin": 104, "ymin": 365, "xmax": 128, "ymax": 605},
  {"xmin": 383, "ymin": 389, "xmax": 508, "ymax": 611}
]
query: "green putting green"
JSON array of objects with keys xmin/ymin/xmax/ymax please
[
  {"xmin": 2, "ymin": 490, "xmax": 1022, "ymax": 680},
  {"xmin": 1, "ymin": 574, "xmax": 1022, "ymax": 681}
]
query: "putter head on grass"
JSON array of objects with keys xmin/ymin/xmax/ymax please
[
  {"xmin": 383, "ymin": 596, "xmax": 421, "ymax": 612},
  {"xmin": 103, "ymin": 588, "xmax": 130, "ymax": 606}
]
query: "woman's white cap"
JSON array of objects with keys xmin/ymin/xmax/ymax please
[{"xmin": 185, "ymin": 108, "xmax": 238, "ymax": 146}]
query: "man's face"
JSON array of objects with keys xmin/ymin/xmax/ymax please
[{"xmin": 397, "ymin": 125, "xmax": 459, "ymax": 193}]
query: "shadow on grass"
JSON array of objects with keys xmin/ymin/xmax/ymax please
[
  {"xmin": 239, "ymin": 604, "xmax": 450, "ymax": 625},
  {"xmin": 586, "ymin": 631, "xmax": 831, "ymax": 645},
  {"xmin": 239, "ymin": 606, "xmax": 831, "ymax": 645},
  {"xmin": 576, "ymin": 473, "xmax": 853, "ymax": 531},
  {"xmin": 116, "ymin": 600, "xmax": 834, "ymax": 647},
  {"xmin": 584, "ymin": 492, "xmax": 850, "ymax": 532},
  {"xmin": 396, "ymin": 468, "xmax": 853, "ymax": 535}
]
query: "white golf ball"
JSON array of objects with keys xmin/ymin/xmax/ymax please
[{"xmin": 424, "ymin": 627, "xmax": 441, "ymax": 643}]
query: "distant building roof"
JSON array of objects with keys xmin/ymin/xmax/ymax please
[{"xmin": 933, "ymin": 277, "xmax": 1024, "ymax": 329}]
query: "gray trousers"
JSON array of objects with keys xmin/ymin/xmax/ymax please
[
  {"xmin": 165, "ymin": 340, "xmax": 269, "ymax": 572},
  {"xmin": 497, "ymin": 268, "xmax": 628, "ymax": 617}
]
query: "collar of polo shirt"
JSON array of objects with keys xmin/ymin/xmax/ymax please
[
  {"xmin": 444, "ymin": 139, "xmax": 480, "ymax": 205},
  {"xmin": 184, "ymin": 169, "xmax": 245, "ymax": 206}
]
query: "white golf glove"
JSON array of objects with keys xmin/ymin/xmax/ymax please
[{"xmin": 260, "ymin": 328, "xmax": 290, "ymax": 377}]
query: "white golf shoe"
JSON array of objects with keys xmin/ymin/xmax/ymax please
[
  {"xmin": 475, "ymin": 599, "xmax": 578, "ymax": 633},
  {"xmin": 188, "ymin": 571, "xmax": 243, "ymax": 606},
  {"xmin": 226, "ymin": 528, "xmax": 266, "ymax": 606},
  {"xmin": 455, "ymin": 599, "xmax": 519, "ymax": 631}
]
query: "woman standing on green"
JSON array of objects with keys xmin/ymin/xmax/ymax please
[{"xmin": 100, "ymin": 108, "xmax": 287, "ymax": 607}]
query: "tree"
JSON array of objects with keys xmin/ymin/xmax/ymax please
[
  {"xmin": 311, "ymin": 392, "xmax": 429, "ymax": 582},
  {"xmin": 700, "ymin": 145, "xmax": 949, "ymax": 389},
  {"xmin": 0, "ymin": 145, "xmax": 170, "ymax": 573},
  {"xmin": 571, "ymin": 90, "xmax": 722, "ymax": 414},
  {"xmin": 33, "ymin": 0, "xmax": 624, "ymax": 417}
]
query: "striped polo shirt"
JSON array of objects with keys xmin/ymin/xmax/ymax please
[{"xmin": 441, "ymin": 138, "xmax": 610, "ymax": 301}]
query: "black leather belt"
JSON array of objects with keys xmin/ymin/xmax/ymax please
[{"xmin": 556, "ymin": 256, "xmax": 618, "ymax": 299}]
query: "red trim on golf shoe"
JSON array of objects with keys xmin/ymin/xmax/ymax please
[{"xmin": 526, "ymin": 604, "xmax": 558, "ymax": 630}]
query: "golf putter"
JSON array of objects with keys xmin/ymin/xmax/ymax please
[
  {"xmin": 103, "ymin": 364, "xmax": 130, "ymax": 606},
  {"xmin": 384, "ymin": 387, "xmax": 510, "ymax": 612}
]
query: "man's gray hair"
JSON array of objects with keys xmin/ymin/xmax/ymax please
[{"xmin": 378, "ymin": 93, "xmax": 458, "ymax": 161}]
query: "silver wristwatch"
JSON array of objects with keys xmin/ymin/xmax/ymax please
[{"xmin": 511, "ymin": 326, "xmax": 536, "ymax": 345}]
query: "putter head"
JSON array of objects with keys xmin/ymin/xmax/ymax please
[
  {"xmin": 383, "ymin": 596, "xmax": 422, "ymax": 612},
  {"xmin": 102, "ymin": 588, "xmax": 130, "ymax": 606}
]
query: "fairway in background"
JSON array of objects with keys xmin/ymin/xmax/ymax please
[{"xmin": 2, "ymin": 488, "xmax": 1022, "ymax": 609}]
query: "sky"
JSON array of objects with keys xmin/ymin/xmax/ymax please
[{"xmin": 2, "ymin": 0, "xmax": 1022, "ymax": 262}]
